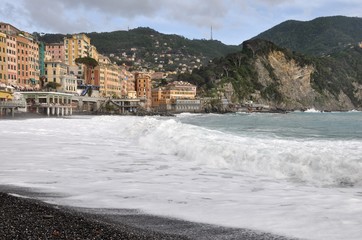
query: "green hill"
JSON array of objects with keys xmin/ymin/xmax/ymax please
[
  {"xmin": 38, "ymin": 27, "xmax": 242, "ymax": 63},
  {"xmin": 178, "ymin": 39, "xmax": 362, "ymax": 111},
  {"xmin": 253, "ymin": 16, "xmax": 362, "ymax": 56}
]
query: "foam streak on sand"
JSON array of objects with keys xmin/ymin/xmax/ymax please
[{"xmin": 0, "ymin": 113, "xmax": 362, "ymax": 240}]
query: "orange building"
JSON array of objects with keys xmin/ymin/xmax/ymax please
[
  {"xmin": 16, "ymin": 34, "xmax": 39, "ymax": 88},
  {"xmin": 6, "ymin": 35, "xmax": 17, "ymax": 85},
  {"xmin": 135, "ymin": 72, "xmax": 152, "ymax": 108},
  {"xmin": 151, "ymin": 81, "xmax": 198, "ymax": 112}
]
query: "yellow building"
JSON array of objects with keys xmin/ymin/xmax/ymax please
[
  {"xmin": 43, "ymin": 60, "xmax": 76, "ymax": 93},
  {"xmin": 0, "ymin": 32, "xmax": 7, "ymax": 84},
  {"xmin": 64, "ymin": 34, "xmax": 91, "ymax": 66},
  {"xmin": 97, "ymin": 55, "xmax": 121, "ymax": 97},
  {"xmin": 0, "ymin": 23, "xmax": 39, "ymax": 88},
  {"xmin": 151, "ymin": 81, "xmax": 198, "ymax": 112},
  {"xmin": 89, "ymin": 45, "xmax": 99, "ymax": 62},
  {"xmin": 44, "ymin": 60, "xmax": 67, "ymax": 85}
]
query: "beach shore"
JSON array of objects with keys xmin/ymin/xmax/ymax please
[{"xmin": 0, "ymin": 186, "xmax": 295, "ymax": 240}]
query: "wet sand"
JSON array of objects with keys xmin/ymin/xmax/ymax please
[{"xmin": 0, "ymin": 185, "xmax": 296, "ymax": 240}]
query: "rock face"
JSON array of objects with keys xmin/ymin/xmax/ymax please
[
  {"xmin": 192, "ymin": 39, "xmax": 361, "ymax": 112},
  {"xmin": 229, "ymin": 46, "xmax": 360, "ymax": 111}
]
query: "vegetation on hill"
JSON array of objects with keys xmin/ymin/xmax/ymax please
[
  {"xmin": 254, "ymin": 16, "xmax": 362, "ymax": 56},
  {"xmin": 178, "ymin": 38, "xmax": 362, "ymax": 110},
  {"xmin": 37, "ymin": 27, "xmax": 242, "ymax": 65}
]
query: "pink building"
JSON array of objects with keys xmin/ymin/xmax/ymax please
[
  {"xmin": 0, "ymin": 22, "xmax": 21, "ymax": 36},
  {"xmin": 46, "ymin": 43, "xmax": 65, "ymax": 62},
  {"xmin": 6, "ymin": 35, "xmax": 17, "ymax": 85}
]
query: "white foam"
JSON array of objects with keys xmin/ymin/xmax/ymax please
[
  {"xmin": 304, "ymin": 108, "xmax": 321, "ymax": 113},
  {"xmin": 0, "ymin": 115, "xmax": 362, "ymax": 240}
]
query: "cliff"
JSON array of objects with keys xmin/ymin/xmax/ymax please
[{"xmin": 179, "ymin": 39, "xmax": 362, "ymax": 111}]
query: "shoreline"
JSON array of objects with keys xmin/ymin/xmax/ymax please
[{"xmin": 0, "ymin": 185, "xmax": 295, "ymax": 240}]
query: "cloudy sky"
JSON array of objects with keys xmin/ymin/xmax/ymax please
[{"xmin": 1, "ymin": 0, "xmax": 361, "ymax": 45}]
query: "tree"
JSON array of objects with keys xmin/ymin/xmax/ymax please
[
  {"xmin": 75, "ymin": 57, "xmax": 99, "ymax": 85},
  {"xmin": 45, "ymin": 82, "xmax": 61, "ymax": 89}
]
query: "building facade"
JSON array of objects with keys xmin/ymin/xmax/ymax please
[
  {"xmin": 0, "ymin": 32, "xmax": 7, "ymax": 84},
  {"xmin": 98, "ymin": 66, "xmax": 120, "ymax": 97},
  {"xmin": 6, "ymin": 35, "xmax": 17, "ymax": 85},
  {"xmin": 64, "ymin": 34, "xmax": 91, "ymax": 66},
  {"xmin": 135, "ymin": 72, "xmax": 151, "ymax": 108},
  {"xmin": 45, "ymin": 42, "xmax": 65, "ymax": 62},
  {"xmin": 44, "ymin": 60, "xmax": 76, "ymax": 93},
  {"xmin": 151, "ymin": 81, "xmax": 199, "ymax": 112}
]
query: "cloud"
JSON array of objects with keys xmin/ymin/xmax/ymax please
[{"xmin": 1, "ymin": 0, "xmax": 361, "ymax": 44}]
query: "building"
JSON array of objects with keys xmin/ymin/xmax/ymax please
[
  {"xmin": 97, "ymin": 56, "xmax": 121, "ymax": 97},
  {"xmin": 44, "ymin": 60, "xmax": 77, "ymax": 93},
  {"xmin": 0, "ymin": 32, "xmax": 7, "ymax": 84},
  {"xmin": 135, "ymin": 72, "xmax": 151, "ymax": 108},
  {"xmin": 151, "ymin": 81, "xmax": 200, "ymax": 112},
  {"xmin": 6, "ymin": 34, "xmax": 17, "ymax": 86},
  {"xmin": 20, "ymin": 91, "xmax": 73, "ymax": 116},
  {"xmin": 0, "ymin": 22, "xmax": 21, "ymax": 36},
  {"xmin": 1, "ymin": 22, "xmax": 40, "ymax": 88},
  {"xmin": 64, "ymin": 34, "xmax": 91, "ymax": 66},
  {"xmin": 64, "ymin": 34, "xmax": 91, "ymax": 84},
  {"xmin": 45, "ymin": 42, "xmax": 65, "ymax": 62},
  {"xmin": 119, "ymin": 67, "xmax": 135, "ymax": 97}
]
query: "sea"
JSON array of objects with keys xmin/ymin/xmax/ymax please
[{"xmin": 1, "ymin": 111, "xmax": 362, "ymax": 240}]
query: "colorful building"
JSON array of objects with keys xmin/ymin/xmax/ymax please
[
  {"xmin": 6, "ymin": 34, "xmax": 17, "ymax": 86},
  {"xmin": 15, "ymin": 34, "xmax": 39, "ymax": 88},
  {"xmin": 0, "ymin": 22, "xmax": 21, "ymax": 36},
  {"xmin": 97, "ymin": 55, "xmax": 121, "ymax": 97},
  {"xmin": 151, "ymin": 81, "xmax": 199, "ymax": 112},
  {"xmin": 44, "ymin": 60, "xmax": 76, "ymax": 93},
  {"xmin": 135, "ymin": 72, "xmax": 151, "ymax": 100},
  {"xmin": 45, "ymin": 42, "xmax": 65, "ymax": 62},
  {"xmin": 0, "ymin": 32, "xmax": 7, "ymax": 84},
  {"xmin": 64, "ymin": 34, "xmax": 91, "ymax": 66}
]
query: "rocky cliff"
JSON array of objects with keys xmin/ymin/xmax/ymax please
[{"xmin": 181, "ymin": 39, "xmax": 362, "ymax": 111}]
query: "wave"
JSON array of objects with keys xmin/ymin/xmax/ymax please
[
  {"xmin": 304, "ymin": 108, "xmax": 321, "ymax": 113},
  {"xmin": 123, "ymin": 116, "xmax": 362, "ymax": 187}
]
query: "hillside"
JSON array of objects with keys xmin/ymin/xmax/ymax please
[
  {"xmin": 253, "ymin": 16, "xmax": 362, "ymax": 56},
  {"xmin": 37, "ymin": 27, "xmax": 242, "ymax": 72},
  {"xmin": 178, "ymin": 39, "xmax": 362, "ymax": 111}
]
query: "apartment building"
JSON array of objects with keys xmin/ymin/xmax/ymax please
[
  {"xmin": 97, "ymin": 56, "xmax": 121, "ymax": 97},
  {"xmin": 16, "ymin": 34, "xmax": 39, "ymax": 87},
  {"xmin": 118, "ymin": 67, "xmax": 135, "ymax": 97},
  {"xmin": 64, "ymin": 34, "xmax": 91, "ymax": 66},
  {"xmin": 44, "ymin": 60, "xmax": 77, "ymax": 93},
  {"xmin": 45, "ymin": 42, "xmax": 65, "ymax": 62},
  {"xmin": 151, "ymin": 81, "xmax": 199, "ymax": 112},
  {"xmin": 135, "ymin": 72, "xmax": 152, "ymax": 108},
  {"xmin": 6, "ymin": 35, "xmax": 17, "ymax": 85},
  {"xmin": 0, "ymin": 22, "xmax": 21, "ymax": 36},
  {"xmin": 0, "ymin": 32, "xmax": 7, "ymax": 84}
]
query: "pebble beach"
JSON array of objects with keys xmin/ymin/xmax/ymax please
[{"xmin": 0, "ymin": 187, "xmax": 294, "ymax": 240}]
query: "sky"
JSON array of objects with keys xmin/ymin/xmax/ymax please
[{"xmin": 0, "ymin": 0, "xmax": 361, "ymax": 45}]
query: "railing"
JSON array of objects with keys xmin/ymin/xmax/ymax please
[{"xmin": 0, "ymin": 100, "xmax": 27, "ymax": 108}]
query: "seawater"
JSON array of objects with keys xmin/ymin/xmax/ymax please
[{"xmin": 0, "ymin": 112, "xmax": 362, "ymax": 240}]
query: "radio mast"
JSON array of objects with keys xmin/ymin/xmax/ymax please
[{"xmin": 211, "ymin": 26, "xmax": 213, "ymax": 40}]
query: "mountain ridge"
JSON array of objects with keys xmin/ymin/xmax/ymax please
[{"xmin": 253, "ymin": 15, "xmax": 362, "ymax": 56}]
